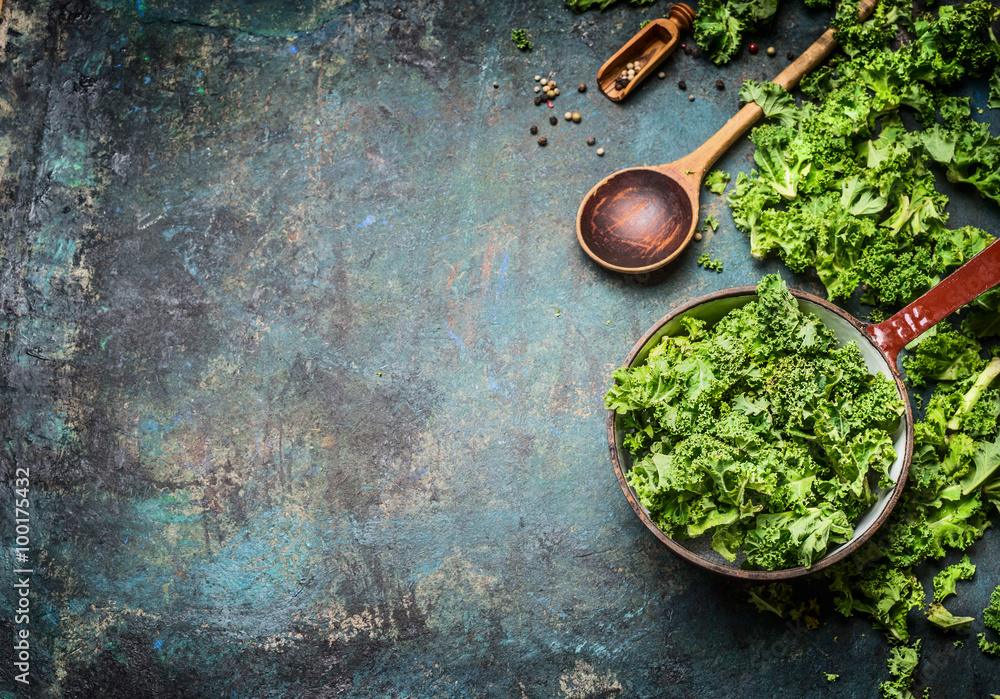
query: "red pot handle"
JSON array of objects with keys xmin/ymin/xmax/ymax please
[{"xmin": 865, "ymin": 239, "xmax": 1000, "ymax": 366}]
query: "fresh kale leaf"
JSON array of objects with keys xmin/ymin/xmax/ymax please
[
  {"xmin": 925, "ymin": 603, "xmax": 974, "ymax": 632},
  {"xmin": 964, "ymin": 288, "xmax": 1000, "ymax": 339},
  {"xmin": 879, "ymin": 641, "xmax": 921, "ymax": 699},
  {"xmin": 564, "ymin": 0, "xmax": 655, "ymax": 12},
  {"xmin": 694, "ymin": 0, "xmax": 779, "ymax": 65},
  {"xmin": 705, "ymin": 170, "xmax": 731, "ymax": 195},
  {"xmin": 932, "ymin": 554, "xmax": 975, "ymax": 603},
  {"xmin": 960, "ymin": 433, "xmax": 1000, "ymax": 496},
  {"xmin": 978, "ymin": 585, "xmax": 1000, "ymax": 656},
  {"xmin": 739, "ymin": 81, "xmax": 798, "ymax": 127},
  {"xmin": 902, "ymin": 327, "xmax": 984, "ymax": 388},
  {"xmin": 511, "ymin": 29, "xmax": 532, "ymax": 51}
]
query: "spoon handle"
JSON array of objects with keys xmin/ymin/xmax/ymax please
[
  {"xmin": 674, "ymin": 0, "xmax": 880, "ymax": 179},
  {"xmin": 866, "ymin": 239, "xmax": 1000, "ymax": 366}
]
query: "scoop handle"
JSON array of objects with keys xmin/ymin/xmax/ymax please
[
  {"xmin": 676, "ymin": 0, "xmax": 880, "ymax": 178},
  {"xmin": 866, "ymin": 239, "xmax": 1000, "ymax": 366}
]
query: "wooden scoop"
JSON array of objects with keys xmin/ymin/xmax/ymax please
[
  {"xmin": 596, "ymin": 3, "xmax": 695, "ymax": 103},
  {"xmin": 577, "ymin": 0, "xmax": 879, "ymax": 275}
]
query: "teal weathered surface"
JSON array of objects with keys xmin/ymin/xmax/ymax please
[{"xmin": 1, "ymin": 0, "xmax": 998, "ymax": 696}]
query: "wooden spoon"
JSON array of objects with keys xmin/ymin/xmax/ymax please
[
  {"xmin": 596, "ymin": 3, "xmax": 695, "ymax": 103},
  {"xmin": 577, "ymin": 0, "xmax": 879, "ymax": 275}
]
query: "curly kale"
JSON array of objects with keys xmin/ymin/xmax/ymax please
[
  {"xmin": 694, "ymin": 0, "xmax": 785, "ymax": 65},
  {"xmin": 932, "ymin": 554, "xmax": 975, "ymax": 603},
  {"xmin": 963, "ymin": 288, "xmax": 1000, "ymax": 339},
  {"xmin": 606, "ymin": 275, "xmax": 903, "ymax": 570},
  {"xmin": 879, "ymin": 641, "xmax": 921, "ymax": 698},
  {"xmin": 902, "ymin": 327, "xmax": 984, "ymax": 389},
  {"xmin": 980, "ymin": 585, "xmax": 1000, "ymax": 655},
  {"xmin": 728, "ymin": 0, "xmax": 1000, "ymax": 306},
  {"xmin": 511, "ymin": 29, "xmax": 532, "ymax": 51},
  {"xmin": 564, "ymin": 0, "xmax": 655, "ymax": 12},
  {"xmin": 705, "ymin": 170, "xmax": 731, "ymax": 195}
]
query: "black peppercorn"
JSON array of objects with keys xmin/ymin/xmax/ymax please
[
  {"xmin": 530, "ymin": 125, "xmax": 538, "ymax": 135},
  {"xmin": 534, "ymin": 96, "xmax": 543, "ymax": 106},
  {"xmin": 678, "ymin": 80, "xmax": 686, "ymax": 90},
  {"xmin": 493, "ymin": 82, "xmax": 498, "ymax": 89},
  {"xmin": 715, "ymin": 79, "xmax": 725, "ymax": 90},
  {"xmin": 614, "ymin": 77, "xmax": 629, "ymax": 90},
  {"xmin": 787, "ymin": 51, "xmax": 795, "ymax": 60},
  {"xmin": 691, "ymin": 48, "xmax": 701, "ymax": 58},
  {"xmin": 537, "ymin": 137, "xmax": 547, "ymax": 147},
  {"xmin": 587, "ymin": 137, "xmax": 596, "ymax": 146},
  {"xmin": 578, "ymin": 83, "xmax": 587, "ymax": 93},
  {"xmin": 549, "ymin": 115, "xmax": 558, "ymax": 126}
]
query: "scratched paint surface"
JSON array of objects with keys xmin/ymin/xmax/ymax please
[{"xmin": 1, "ymin": 0, "xmax": 998, "ymax": 696}]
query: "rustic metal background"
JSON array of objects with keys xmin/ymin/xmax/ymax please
[{"xmin": 1, "ymin": 0, "xmax": 998, "ymax": 696}]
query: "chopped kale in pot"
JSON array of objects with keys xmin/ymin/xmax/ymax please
[{"xmin": 606, "ymin": 275, "xmax": 904, "ymax": 570}]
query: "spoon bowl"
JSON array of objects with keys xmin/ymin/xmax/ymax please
[{"xmin": 577, "ymin": 167, "xmax": 696, "ymax": 273}]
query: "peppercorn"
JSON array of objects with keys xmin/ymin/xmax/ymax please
[
  {"xmin": 572, "ymin": 112, "xmax": 581, "ymax": 123},
  {"xmin": 493, "ymin": 82, "xmax": 498, "ymax": 89},
  {"xmin": 766, "ymin": 46, "xmax": 776, "ymax": 57},
  {"xmin": 691, "ymin": 48, "xmax": 701, "ymax": 58},
  {"xmin": 678, "ymin": 80, "xmax": 686, "ymax": 90},
  {"xmin": 688, "ymin": 95, "xmax": 695, "ymax": 102},
  {"xmin": 715, "ymin": 79, "xmax": 725, "ymax": 90},
  {"xmin": 787, "ymin": 51, "xmax": 795, "ymax": 60},
  {"xmin": 683, "ymin": 45, "xmax": 692, "ymax": 56},
  {"xmin": 587, "ymin": 137, "xmax": 596, "ymax": 146},
  {"xmin": 596, "ymin": 148, "xmax": 605, "ymax": 156},
  {"xmin": 737, "ymin": 100, "xmax": 746, "ymax": 109},
  {"xmin": 534, "ymin": 96, "xmax": 544, "ymax": 106},
  {"xmin": 553, "ymin": 88, "xmax": 560, "ymax": 96},
  {"xmin": 748, "ymin": 43, "xmax": 758, "ymax": 54},
  {"xmin": 546, "ymin": 90, "xmax": 556, "ymax": 98},
  {"xmin": 549, "ymin": 115, "xmax": 558, "ymax": 125},
  {"xmin": 530, "ymin": 125, "xmax": 538, "ymax": 134},
  {"xmin": 534, "ymin": 75, "xmax": 541, "ymax": 81},
  {"xmin": 694, "ymin": 232, "xmax": 702, "ymax": 242},
  {"xmin": 564, "ymin": 111, "xmax": 573, "ymax": 121},
  {"xmin": 578, "ymin": 83, "xmax": 586, "ymax": 92},
  {"xmin": 534, "ymin": 86, "xmax": 541, "ymax": 94},
  {"xmin": 614, "ymin": 77, "xmax": 629, "ymax": 90},
  {"xmin": 657, "ymin": 72, "xmax": 666, "ymax": 79},
  {"xmin": 537, "ymin": 137, "xmax": 547, "ymax": 147}
]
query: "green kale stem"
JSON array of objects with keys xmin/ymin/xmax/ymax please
[{"xmin": 947, "ymin": 356, "xmax": 1000, "ymax": 431}]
